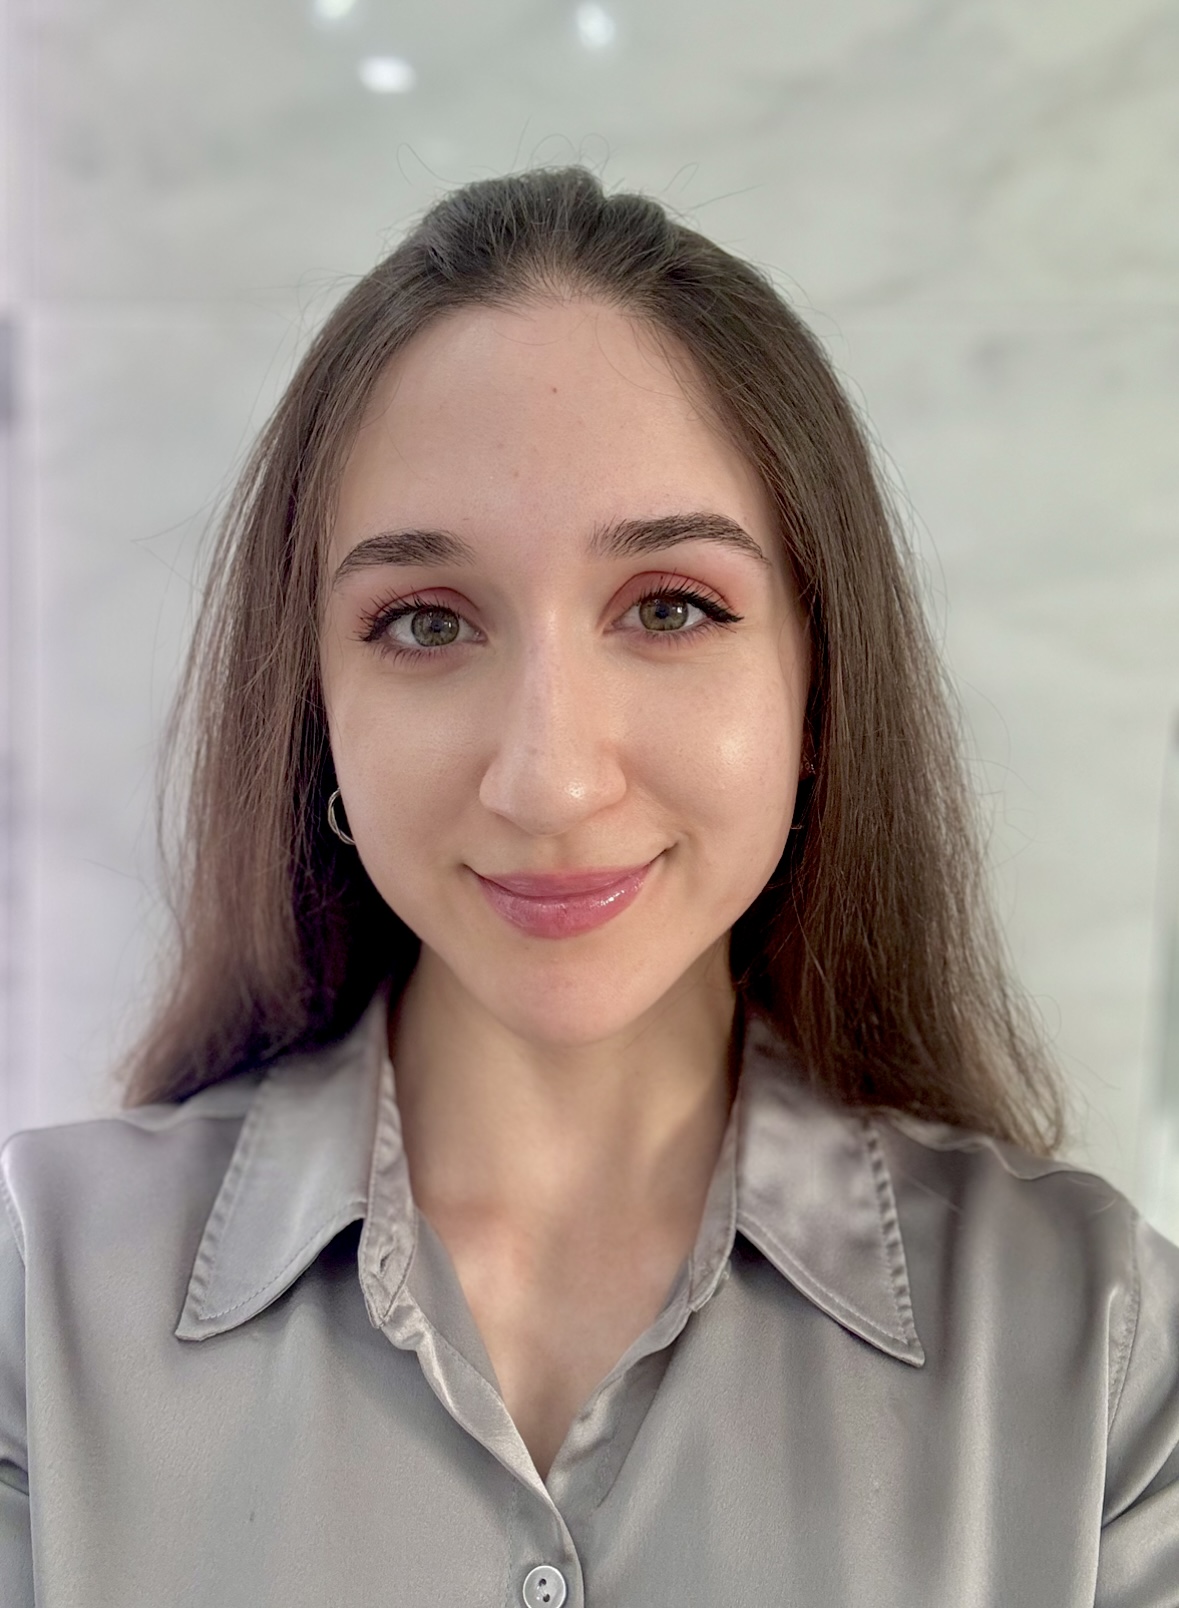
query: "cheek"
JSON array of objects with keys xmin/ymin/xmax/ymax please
[
  {"xmin": 325, "ymin": 678, "xmax": 481, "ymax": 851},
  {"xmin": 630, "ymin": 667, "xmax": 802, "ymax": 846}
]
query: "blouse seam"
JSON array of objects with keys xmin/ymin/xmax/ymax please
[
  {"xmin": 862, "ymin": 1117, "xmax": 919, "ymax": 1343},
  {"xmin": 0, "ymin": 1169, "xmax": 25, "ymax": 1266},
  {"xmin": 375, "ymin": 1220, "xmax": 416, "ymax": 1326},
  {"xmin": 183, "ymin": 1078, "xmax": 273, "ymax": 1310},
  {"xmin": 1106, "ymin": 1206, "xmax": 1143, "ymax": 1441}
]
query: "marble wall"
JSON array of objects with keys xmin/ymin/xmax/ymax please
[{"xmin": 4, "ymin": 0, "xmax": 1178, "ymax": 1226}]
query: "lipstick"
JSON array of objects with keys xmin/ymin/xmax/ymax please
[{"xmin": 472, "ymin": 858, "xmax": 657, "ymax": 939}]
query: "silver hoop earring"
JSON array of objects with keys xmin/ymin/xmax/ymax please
[{"xmin": 326, "ymin": 788, "xmax": 355, "ymax": 846}]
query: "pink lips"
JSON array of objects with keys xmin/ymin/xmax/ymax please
[{"xmin": 473, "ymin": 858, "xmax": 658, "ymax": 939}]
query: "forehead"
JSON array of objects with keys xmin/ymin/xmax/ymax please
[
  {"xmin": 359, "ymin": 296, "xmax": 713, "ymax": 440},
  {"xmin": 328, "ymin": 298, "xmax": 781, "ymax": 569}
]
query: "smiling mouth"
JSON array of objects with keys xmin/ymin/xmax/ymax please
[
  {"xmin": 471, "ymin": 857, "xmax": 659, "ymax": 938},
  {"xmin": 476, "ymin": 860, "xmax": 656, "ymax": 898}
]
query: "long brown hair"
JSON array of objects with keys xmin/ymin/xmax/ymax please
[{"xmin": 119, "ymin": 165, "xmax": 1072, "ymax": 1157}]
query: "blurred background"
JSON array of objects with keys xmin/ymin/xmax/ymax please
[{"xmin": 1, "ymin": 0, "xmax": 1177, "ymax": 1235}]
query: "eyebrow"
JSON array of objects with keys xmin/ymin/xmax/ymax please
[{"xmin": 331, "ymin": 512, "xmax": 772, "ymax": 587}]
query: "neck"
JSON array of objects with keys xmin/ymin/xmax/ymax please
[{"xmin": 387, "ymin": 949, "xmax": 742, "ymax": 1236}]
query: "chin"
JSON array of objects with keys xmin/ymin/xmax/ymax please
[{"xmin": 470, "ymin": 957, "xmax": 685, "ymax": 1050}]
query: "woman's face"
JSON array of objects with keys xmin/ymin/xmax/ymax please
[{"xmin": 320, "ymin": 298, "xmax": 810, "ymax": 1048}]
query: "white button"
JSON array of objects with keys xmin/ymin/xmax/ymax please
[{"xmin": 521, "ymin": 1563, "xmax": 568, "ymax": 1607}]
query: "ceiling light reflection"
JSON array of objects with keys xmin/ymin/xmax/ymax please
[
  {"xmin": 358, "ymin": 55, "xmax": 417, "ymax": 93},
  {"xmin": 576, "ymin": 3, "xmax": 616, "ymax": 48},
  {"xmin": 313, "ymin": 0, "xmax": 356, "ymax": 21}
]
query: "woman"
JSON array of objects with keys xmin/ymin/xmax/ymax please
[{"xmin": 1, "ymin": 166, "xmax": 1175, "ymax": 1605}]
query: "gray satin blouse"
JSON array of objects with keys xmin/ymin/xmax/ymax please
[{"xmin": 1, "ymin": 979, "xmax": 1177, "ymax": 1606}]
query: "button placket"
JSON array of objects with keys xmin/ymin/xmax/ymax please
[{"xmin": 521, "ymin": 1563, "xmax": 568, "ymax": 1606}]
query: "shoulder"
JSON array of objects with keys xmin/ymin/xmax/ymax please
[
  {"xmin": 877, "ymin": 1105, "xmax": 1140, "ymax": 1230},
  {"xmin": 876, "ymin": 1108, "xmax": 1179, "ymax": 1430},
  {"xmin": 0, "ymin": 1071, "xmax": 261, "ymax": 1267},
  {"xmin": 873, "ymin": 1110, "xmax": 1179, "ymax": 1568},
  {"xmin": 875, "ymin": 1105, "xmax": 1154, "ymax": 1292}
]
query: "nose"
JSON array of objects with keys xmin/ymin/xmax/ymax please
[{"xmin": 477, "ymin": 638, "xmax": 628, "ymax": 836}]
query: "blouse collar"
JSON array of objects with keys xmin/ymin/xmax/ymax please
[{"xmin": 175, "ymin": 977, "xmax": 925, "ymax": 1368}]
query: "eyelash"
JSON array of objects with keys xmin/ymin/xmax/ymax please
[{"xmin": 357, "ymin": 579, "xmax": 744, "ymax": 665}]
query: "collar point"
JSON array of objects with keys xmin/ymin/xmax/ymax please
[
  {"xmin": 887, "ymin": 1331, "xmax": 926, "ymax": 1368},
  {"xmin": 174, "ymin": 1301, "xmax": 236, "ymax": 1342}
]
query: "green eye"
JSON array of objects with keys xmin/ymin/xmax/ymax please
[
  {"xmin": 410, "ymin": 608, "xmax": 462, "ymax": 647},
  {"xmin": 638, "ymin": 596, "xmax": 692, "ymax": 632},
  {"xmin": 361, "ymin": 581, "xmax": 742, "ymax": 665}
]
